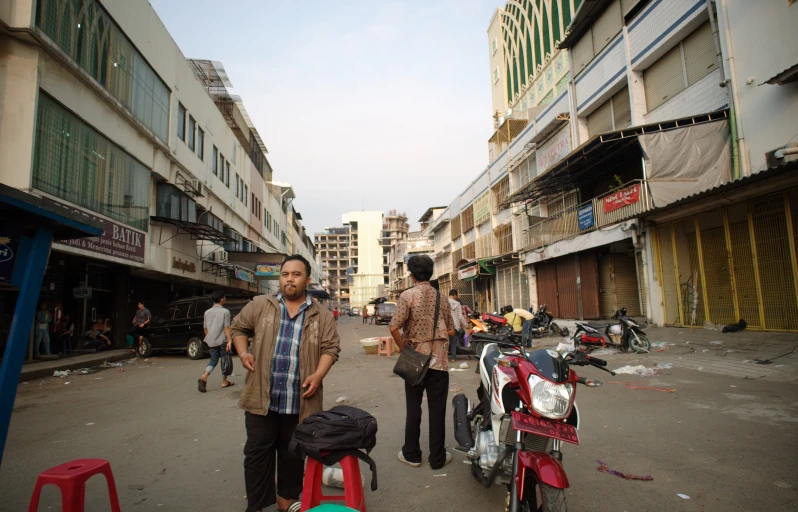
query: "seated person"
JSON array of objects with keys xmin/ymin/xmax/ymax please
[{"xmin": 82, "ymin": 319, "xmax": 111, "ymax": 351}]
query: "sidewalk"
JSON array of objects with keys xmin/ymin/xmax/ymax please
[
  {"xmin": 546, "ymin": 322, "xmax": 798, "ymax": 382},
  {"xmin": 18, "ymin": 350, "xmax": 135, "ymax": 382}
]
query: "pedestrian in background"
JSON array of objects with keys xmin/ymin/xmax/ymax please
[
  {"xmin": 33, "ymin": 302, "xmax": 51, "ymax": 358},
  {"xmin": 390, "ymin": 255, "xmax": 455, "ymax": 470},
  {"xmin": 127, "ymin": 301, "xmax": 152, "ymax": 354},
  {"xmin": 332, "ymin": 307, "xmax": 339, "ymax": 321},
  {"xmin": 448, "ymin": 289, "xmax": 467, "ymax": 361},
  {"xmin": 231, "ymin": 255, "xmax": 341, "ymax": 512},
  {"xmin": 362, "ymin": 305, "xmax": 369, "ymax": 324},
  {"xmin": 198, "ymin": 290, "xmax": 234, "ymax": 393}
]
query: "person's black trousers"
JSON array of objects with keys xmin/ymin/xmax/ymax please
[
  {"xmin": 402, "ymin": 368, "xmax": 449, "ymax": 469},
  {"xmin": 244, "ymin": 411, "xmax": 303, "ymax": 512}
]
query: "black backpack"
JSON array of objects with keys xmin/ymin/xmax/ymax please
[{"xmin": 289, "ymin": 406, "xmax": 379, "ymax": 491}]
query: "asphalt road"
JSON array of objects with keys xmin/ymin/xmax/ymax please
[{"xmin": 2, "ymin": 316, "xmax": 797, "ymax": 511}]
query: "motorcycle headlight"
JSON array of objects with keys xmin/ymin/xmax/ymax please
[{"xmin": 531, "ymin": 380, "xmax": 573, "ymax": 419}]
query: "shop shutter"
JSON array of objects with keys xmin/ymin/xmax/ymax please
[
  {"xmin": 636, "ymin": 250, "xmax": 647, "ymax": 318},
  {"xmin": 726, "ymin": 204, "xmax": 761, "ymax": 328},
  {"xmin": 580, "ymin": 252, "xmax": 601, "ymax": 320},
  {"xmin": 684, "ymin": 21, "xmax": 718, "ymax": 86},
  {"xmin": 520, "ymin": 267, "xmax": 530, "ymax": 309},
  {"xmin": 598, "ymin": 253, "xmax": 615, "ymax": 318},
  {"xmin": 556, "ymin": 256, "xmax": 579, "ymax": 319},
  {"xmin": 613, "ymin": 252, "xmax": 642, "ymax": 317},
  {"xmin": 644, "ymin": 44, "xmax": 685, "ymax": 112},
  {"xmin": 656, "ymin": 224, "xmax": 682, "ymax": 325},
  {"xmin": 572, "ymin": 28, "xmax": 594, "ymax": 76},
  {"xmin": 587, "ymin": 98, "xmax": 613, "ymax": 137},
  {"xmin": 697, "ymin": 210, "xmax": 736, "ymax": 325},
  {"xmin": 536, "ymin": 261, "xmax": 559, "ymax": 317},
  {"xmin": 612, "ymin": 87, "xmax": 631, "ymax": 130},
  {"xmin": 751, "ymin": 194, "xmax": 798, "ymax": 330},
  {"xmin": 592, "ymin": 0, "xmax": 622, "ymax": 54}
]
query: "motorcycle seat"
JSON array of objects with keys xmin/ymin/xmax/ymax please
[
  {"xmin": 482, "ymin": 344, "xmax": 501, "ymax": 379},
  {"xmin": 580, "ymin": 322, "xmax": 609, "ymax": 329}
]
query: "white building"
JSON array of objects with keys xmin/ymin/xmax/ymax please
[{"xmin": 342, "ymin": 211, "xmax": 386, "ymax": 308}]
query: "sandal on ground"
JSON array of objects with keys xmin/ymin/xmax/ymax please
[
  {"xmin": 221, "ymin": 381, "xmax": 235, "ymax": 388},
  {"xmin": 198, "ymin": 379, "xmax": 207, "ymax": 393}
]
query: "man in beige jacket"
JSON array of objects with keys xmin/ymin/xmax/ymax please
[{"xmin": 231, "ymin": 254, "xmax": 341, "ymax": 512}]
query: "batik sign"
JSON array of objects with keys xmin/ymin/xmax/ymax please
[{"xmin": 603, "ymin": 184, "xmax": 640, "ymax": 214}]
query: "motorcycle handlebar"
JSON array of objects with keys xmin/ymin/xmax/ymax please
[{"xmin": 585, "ymin": 355, "xmax": 608, "ymax": 367}]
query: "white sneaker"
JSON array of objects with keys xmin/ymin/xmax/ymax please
[
  {"xmin": 398, "ymin": 451, "xmax": 421, "ymax": 467},
  {"xmin": 435, "ymin": 452, "xmax": 453, "ymax": 469}
]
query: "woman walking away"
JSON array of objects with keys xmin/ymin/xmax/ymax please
[{"xmin": 390, "ymin": 255, "xmax": 455, "ymax": 470}]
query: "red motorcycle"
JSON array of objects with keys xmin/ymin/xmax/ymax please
[{"xmin": 453, "ymin": 333, "xmax": 614, "ymax": 511}]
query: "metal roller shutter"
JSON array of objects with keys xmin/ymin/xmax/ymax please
[
  {"xmin": 587, "ymin": 99, "xmax": 613, "ymax": 137},
  {"xmin": 556, "ymin": 256, "xmax": 579, "ymax": 319},
  {"xmin": 613, "ymin": 87, "xmax": 631, "ymax": 130},
  {"xmin": 684, "ymin": 21, "xmax": 718, "ymax": 86},
  {"xmin": 536, "ymin": 262, "xmax": 559, "ymax": 318},
  {"xmin": 726, "ymin": 203, "xmax": 761, "ymax": 328},
  {"xmin": 572, "ymin": 28, "xmax": 594, "ymax": 76},
  {"xmin": 636, "ymin": 250, "xmax": 647, "ymax": 318},
  {"xmin": 598, "ymin": 253, "xmax": 615, "ymax": 319},
  {"xmin": 644, "ymin": 44, "xmax": 684, "ymax": 112},
  {"xmin": 656, "ymin": 224, "xmax": 681, "ymax": 324},
  {"xmin": 592, "ymin": 0, "xmax": 622, "ymax": 54},
  {"xmin": 580, "ymin": 252, "xmax": 601, "ymax": 320},
  {"xmin": 697, "ymin": 210, "xmax": 736, "ymax": 325},
  {"xmin": 613, "ymin": 253, "xmax": 642, "ymax": 317}
]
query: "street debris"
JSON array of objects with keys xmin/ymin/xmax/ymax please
[
  {"xmin": 607, "ymin": 381, "xmax": 677, "ymax": 393},
  {"xmin": 433, "ymin": 474, "xmax": 447, "ymax": 477},
  {"xmin": 596, "ymin": 460, "xmax": 653, "ymax": 481},
  {"xmin": 53, "ymin": 370, "xmax": 70, "ymax": 378},
  {"xmin": 336, "ymin": 396, "xmax": 348, "ymax": 403},
  {"xmin": 613, "ymin": 365, "xmax": 659, "ymax": 377},
  {"xmin": 677, "ymin": 494, "xmax": 690, "ymax": 500},
  {"xmin": 64, "ymin": 382, "xmax": 71, "ymax": 385},
  {"xmin": 722, "ymin": 319, "xmax": 747, "ymax": 333},
  {"xmin": 651, "ymin": 342, "xmax": 667, "ymax": 352},
  {"xmin": 590, "ymin": 347, "xmax": 619, "ymax": 357},
  {"xmin": 703, "ymin": 321, "xmax": 718, "ymax": 330},
  {"xmin": 710, "ymin": 341, "xmax": 723, "ymax": 345},
  {"xmin": 730, "ymin": 385, "xmax": 737, "ymax": 388},
  {"xmin": 655, "ymin": 362, "xmax": 673, "ymax": 369},
  {"xmin": 449, "ymin": 368, "xmax": 466, "ymax": 372},
  {"xmin": 459, "ymin": 362, "xmax": 469, "ymax": 369}
]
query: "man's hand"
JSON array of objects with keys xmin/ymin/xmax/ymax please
[
  {"xmin": 240, "ymin": 352, "xmax": 255, "ymax": 372},
  {"xmin": 302, "ymin": 372, "xmax": 323, "ymax": 398},
  {"xmin": 138, "ymin": 323, "xmax": 145, "ymax": 328},
  {"xmin": 226, "ymin": 340, "xmax": 232, "ymax": 352}
]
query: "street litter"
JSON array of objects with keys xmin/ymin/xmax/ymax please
[
  {"xmin": 730, "ymin": 385, "xmax": 737, "ymax": 388},
  {"xmin": 703, "ymin": 349, "xmax": 710, "ymax": 353},
  {"xmin": 335, "ymin": 396, "xmax": 348, "ymax": 403},
  {"xmin": 590, "ymin": 347, "xmax": 619, "ymax": 357},
  {"xmin": 607, "ymin": 381, "xmax": 677, "ymax": 393},
  {"xmin": 449, "ymin": 368, "xmax": 466, "ymax": 372},
  {"xmin": 64, "ymin": 382, "xmax": 71, "ymax": 385},
  {"xmin": 53, "ymin": 370, "xmax": 70, "ymax": 378},
  {"xmin": 86, "ymin": 423, "xmax": 95, "ymax": 426},
  {"xmin": 710, "ymin": 341, "xmax": 722, "ymax": 345},
  {"xmin": 613, "ymin": 365, "xmax": 659, "ymax": 377},
  {"xmin": 677, "ymin": 494, "xmax": 690, "ymax": 500},
  {"xmin": 655, "ymin": 362, "xmax": 673, "ymax": 369},
  {"xmin": 433, "ymin": 474, "xmax": 447, "ymax": 477},
  {"xmin": 596, "ymin": 460, "xmax": 653, "ymax": 481},
  {"xmin": 459, "ymin": 362, "xmax": 469, "ymax": 369}
]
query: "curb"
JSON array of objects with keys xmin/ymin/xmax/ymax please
[{"xmin": 19, "ymin": 351, "xmax": 136, "ymax": 382}]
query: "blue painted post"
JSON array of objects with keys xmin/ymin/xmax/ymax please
[{"xmin": 0, "ymin": 225, "xmax": 54, "ymax": 464}]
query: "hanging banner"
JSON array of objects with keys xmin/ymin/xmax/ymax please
[
  {"xmin": 235, "ymin": 267, "xmax": 255, "ymax": 283},
  {"xmin": 255, "ymin": 262, "xmax": 282, "ymax": 277},
  {"xmin": 578, "ymin": 204, "xmax": 594, "ymax": 230},
  {"xmin": 458, "ymin": 262, "xmax": 479, "ymax": 281},
  {"xmin": 536, "ymin": 126, "xmax": 571, "ymax": 174},
  {"xmin": 603, "ymin": 184, "xmax": 640, "ymax": 214}
]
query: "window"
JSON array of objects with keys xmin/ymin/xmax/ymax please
[
  {"xmin": 493, "ymin": 68, "xmax": 500, "ymax": 84},
  {"xmin": 492, "ymin": 38, "xmax": 498, "ymax": 55},
  {"xmin": 187, "ymin": 116, "xmax": 196, "ymax": 150},
  {"xmin": 157, "ymin": 306, "xmax": 176, "ymax": 322},
  {"xmin": 174, "ymin": 302, "xmax": 191, "ymax": 319},
  {"xmin": 244, "ymin": 185, "xmax": 248, "ymax": 206},
  {"xmin": 212, "ymin": 146, "xmax": 218, "ymax": 175},
  {"xmin": 235, "ymin": 173, "xmax": 240, "ymax": 199},
  {"xmin": 156, "ymin": 183, "xmax": 197, "ymax": 222},
  {"xmin": 492, "ymin": 175, "xmax": 510, "ymax": 214},
  {"xmin": 178, "ymin": 103, "xmax": 186, "ymax": 141},
  {"xmin": 194, "ymin": 299, "xmax": 213, "ymax": 317},
  {"xmin": 461, "ymin": 205, "xmax": 475, "ymax": 232},
  {"xmin": 644, "ymin": 21, "xmax": 717, "ymax": 112},
  {"xmin": 225, "ymin": 162, "xmax": 230, "ymax": 187},
  {"xmin": 32, "ymin": 93, "xmax": 150, "ymax": 230},
  {"xmin": 264, "ymin": 209, "xmax": 269, "ymax": 226},
  {"xmin": 494, "ymin": 224, "xmax": 513, "ymax": 255},
  {"xmin": 36, "ymin": 0, "xmax": 170, "ymax": 142},
  {"xmin": 463, "ymin": 241, "xmax": 476, "ymax": 260},
  {"xmin": 450, "ymin": 214, "xmax": 462, "ymax": 239},
  {"xmin": 201, "ymin": 212, "xmax": 224, "ymax": 232},
  {"xmin": 572, "ymin": 0, "xmax": 623, "ymax": 76},
  {"xmin": 587, "ymin": 86, "xmax": 631, "ymax": 136},
  {"xmin": 197, "ymin": 127, "xmax": 204, "ymax": 160}
]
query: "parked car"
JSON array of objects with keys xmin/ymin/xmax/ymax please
[
  {"xmin": 351, "ymin": 307, "xmax": 361, "ymax": 317},
  {"xmin": 136, "ymin": 296, "xmax": 250, "ymax": 359},
  {"xmin": 374, "ymin": 302, "xmax": 397, "ymax": 325}
]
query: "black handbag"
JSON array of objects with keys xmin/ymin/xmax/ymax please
[{"xmin": 392, "ymin": 290, "xmax": 441, "ymax": 386}]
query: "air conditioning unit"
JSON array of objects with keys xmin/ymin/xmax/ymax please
[{"xmin": 190, "ymin": 179, "xmax": 203, "ymax": 197}]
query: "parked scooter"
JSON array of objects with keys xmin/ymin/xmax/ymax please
[
  {"xmin": 453, "ymin": 331, "xmax": 614, "ymax": 511},
  {"xmin": 527, "ymin": 304, "xmax": 567, "ymax": 338},
  {"xmin": 572, "ymin": 308, "xmax": 651, "ymax": 353}
]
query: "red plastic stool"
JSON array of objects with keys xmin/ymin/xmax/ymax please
[
  {"xmin": 301, "ymin": 454, "xmax": 366, "ymax": 512},
  {"xmin": 376, "ymin": 337, "xmax": 392, "ymax": 357},
  {"xmin": 28, "ymin": 458, "xmax": 121, "ymax": 512}
]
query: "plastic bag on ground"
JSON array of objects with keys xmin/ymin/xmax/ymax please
[
  {"xmin": 656, "ymin": 362, "xmax": 674, "ymax": 369},
  {"xmin": 613, "ymin": 365, "xmax": 659, "ymax": 377}
]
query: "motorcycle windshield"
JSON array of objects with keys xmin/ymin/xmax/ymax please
[{"xmin": 527, "ymin": 348, "xmax": 569, "ymax": 383}]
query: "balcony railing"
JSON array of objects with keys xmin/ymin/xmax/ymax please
[{"xmin": 523, "ymin": 180, "xmax": 651, "ymax": 252}]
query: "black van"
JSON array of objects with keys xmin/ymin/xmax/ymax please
[{"xmin": 136, "ymin": 296, "xmax": 250, "ymax": 359}]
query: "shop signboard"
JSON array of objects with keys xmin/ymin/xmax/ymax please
[
  {"xmin": 73, "ymin": 286, "xmax": 92, "ymax": 299},
  {"xmin": 578, "ymin": 204, "xmax": 594, "ymax": 231},
  {"xmin": 458, "ymin": 263, "xmax": 479, "ymax": 280},
  {"xmin": 235, "ymin": 267, "xmax": 255, "ymax": 283},
  {"xmin": 536, "ymin": 126, "xmax": 571, "ymax": 175},
  {"xmin": 41, "ymin": 197, "xmax": 146, "ymax": 265},
  {"xmin": 603, "ymin": 184, "xmax": 640, "ymax": 214},
  {"xmin": 255, "ymin": 261, "xmax": 282, "ymax": 277}
]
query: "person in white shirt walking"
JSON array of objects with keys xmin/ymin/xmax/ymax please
[{"xmin": 198, "ymin": 290, "xmax": 234, "ymax": 392}]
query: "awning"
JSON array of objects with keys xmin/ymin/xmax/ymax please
[
  {"xmin": 489, "ymin": 117, "xmax": 529, "ymax": 145},
  {"xmin": 150, "ymin": 216, "xmax": 237, "ymax": 244},
  {"xmin": 761, "ymin": 63, "xmax": 798, "ymax": 86},
  {"xmin": 501, "ymin": 109, "xmax": 730, "ymax": 209},
  {"xmin": 530, "ymin": 116, "xmax": 569, "ymax": 146},
  {"xmin": 482, "ymin": 252, "xmax": 520, "ymax": 267},
  {"xmin": 201, "ymin": 260, "xmax": 255, "ymax": 283}
]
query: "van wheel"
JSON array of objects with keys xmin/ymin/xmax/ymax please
[
  {"xmin": 187, "ymin": 337, "xmax": 205, "ymax": 360},
  {"xmin": 137, "ymin": 338, "xmax": 153, "ymax": 358}
]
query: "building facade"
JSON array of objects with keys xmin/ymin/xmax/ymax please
[
  {"xmin": 315, "ymin": 227, "xmax": 351, "ymax": 308},
  {"xmin": 0, "ymin": 0, "xmax": 318, "ymax": 356}
]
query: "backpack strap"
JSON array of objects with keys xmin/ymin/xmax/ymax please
[{"xmin": 319, "ymin": 449, "xmax": 378, "ymax": 492}]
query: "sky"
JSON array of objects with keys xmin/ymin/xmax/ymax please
[{"xmin": 149, "ymin": 0, "xmax": 500, "ymax": 235}]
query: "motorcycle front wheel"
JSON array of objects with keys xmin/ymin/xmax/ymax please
[
  {"xmin": 510, "ymin": 480, "xmax": 567, "ymax": 512},
  {"xmin": 629, "ymin": 330, "xmax": 651, "ymax": 353}
]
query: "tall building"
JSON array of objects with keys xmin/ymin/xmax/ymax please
[
  {"xmin": 314, "ymin": 227, "xmax": 351, "ymax": 308},
  {"xmin": 0, "ymin": 0, "xmax": 319, "ymax": 357},
  {"xmin": 423, "ymin": 0, "xmax": 798, "ymax": 331},
  {"xmin": 342, "ymin": 211, "xmax": 386, "ymax": 308}
]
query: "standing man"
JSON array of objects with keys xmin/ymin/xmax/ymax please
[
  {"xmin": 362, "ymin": 305, "xmax": 369, "ymax": 324},
  {"xmin": 448, "ymin": 289, "xmax": 467, "ymax": 361},
  {"xmin": 33, "ymin": 302, "xmax": 51, "ymax": 358},
  {"xmin": 127, "ymin": 301, "xmax": 152, "ymax": 353},
  {"xmin": 448, "ymin": 289, "xmax": 474, "ymax": 319},
  {"xmin": 232, "ymin": 255, "xmax": 341, "ymax": 512},
  {"xmin": 198, "ymin": 290, "xmax": 234, "ymax": 392},
  {"xmin": 332, "ymin": 307, "xmax": 339, "ymax": 321}
]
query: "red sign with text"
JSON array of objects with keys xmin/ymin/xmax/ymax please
[
  {"xmin": 512, "ymin": 411, "xmax": 580, "ymax": 445},
  {"xmin": 603, "ymin": 184, "xmax": 640, "ymax": 214}
]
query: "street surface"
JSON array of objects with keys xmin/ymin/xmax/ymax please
[{"xmin": 3, "ymin": 316, "xmax": 797, "ymax": 511}]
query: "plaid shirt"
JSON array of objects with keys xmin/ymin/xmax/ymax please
[{"xmin": 269, "ymin": 293, "xmax": 312, "ymax": 415}]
